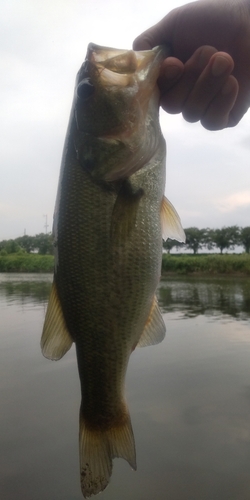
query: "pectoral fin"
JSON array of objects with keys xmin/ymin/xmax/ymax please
[
  {"xmin": 41, "ymin": 280, "xmax": 73, "ymax": 360},
  {"xmin": 111, "ymin": 180, "xmax": 144, "ymax": 242},
  {"xmin": 161, "ymin": 195, "xmax": 186, "ymax": 242},
  {"xmin": 137, "ymin": 296, "xmax": 166, "ymax": 347}
]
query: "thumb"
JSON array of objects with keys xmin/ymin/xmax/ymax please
[
  {"xmin": 133, "ymin": 21, "xmax": 169, "ymax": 50},
  {"xmin": 133, "ymin": 13, "xmax": 175, "ymax": 50},
  {"xmin": 133, "ymin": 31, "xmax": 157, "ymax": 50}
]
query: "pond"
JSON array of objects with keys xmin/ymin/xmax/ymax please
[{"xmin": 1, "ymin": 273, "xmax": 250, "ymax": 500}]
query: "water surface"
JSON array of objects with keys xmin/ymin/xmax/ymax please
[{"xmin": 1, "ymin": 273, "xmax": 250, "ymax": 500}]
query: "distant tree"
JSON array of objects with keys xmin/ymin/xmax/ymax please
[
  {"xmin": 15, "ymin": 235, "xmax": 35, "ymax": 253},
  {"xmin": 239, "ymin": 227, "xmax": 250, "ymax": 253},
  {"xmin": 184, "ymin": 227, "xmax": 207, "ymax": 254},
  {"xmin": 0, "ymin": 234, "xmax": 54, "ymax": 255},
  {"xmin": 33, "ymin": 233, "xmax": 54, "ymax": 255},
  {"xmin": 210, "ymin": 226, "xmax": 239, "ymax": 254},
  {"xmin": 0, "ymin": 240, "xmax": 8, "ymax": 252},
  {"xmin": 203, "ymin": 228, "xmax": 216, "ymax": 251},
  {"xmin": 162, "ymin": 239, "xmax": 184, "ymax": 254},
  {"xmin": 4, "ymin": 239, "xmax": 20, "ymax": 254}
]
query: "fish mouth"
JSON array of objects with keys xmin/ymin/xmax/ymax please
[
  {"xmin": 74, "ymin": 43, "xmax": 169, "ymax": 182},
  {"xmin": 79, "ymin": 43, "xmax": 170, "ymax": 92},
  {"xmin": 86, "ymin": 42, "xmax": 170, "ymax": 74},
  {"xmin": 75, "ymin": 43, "xmax": 169, "ymax": 141}
]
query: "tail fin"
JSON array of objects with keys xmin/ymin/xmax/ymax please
[{"xmin": 79, "ymin": 407, "xmax": 136, "ymax": 497}]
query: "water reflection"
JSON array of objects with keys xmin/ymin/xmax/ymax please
[
  {"xmin": 1, "ymin": 273, "xmax": 250, "ymax": 500},
  {"xmin": 158, "ymin": 276, "xmax": 250, "ymax": 321},
  {"xmin": 0, "ymin": 273, "xmax": 52, "ymax": 306},
  {"xmin": 1, "ymin": 273, "xmax": 250, "ymax": 322}
]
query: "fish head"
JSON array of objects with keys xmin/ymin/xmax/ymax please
[{"xmin": 73, "ymin": 43, "xmax": 168, "ymax": 183}]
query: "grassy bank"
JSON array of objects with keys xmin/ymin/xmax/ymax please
[
  {"xmin": 162, "ymin": 253, "xmax": 250, "ymax": 275},
  {"xmin": 0, "ymin": 254, "xmax": 54, "ymax": 272},
  {"xmin": 1, "ymin": 252, "xmax": 250, "ymax": 275}
]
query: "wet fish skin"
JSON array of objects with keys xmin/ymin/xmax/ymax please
[{"xmin": 41, "ymin": 43, "xmax": 185, "ymax": 498}]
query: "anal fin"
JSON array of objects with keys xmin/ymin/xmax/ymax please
[
  {"xmin": 137, "ymin": 295, "xmax": 166, "ymax": 347},
  {"xmin": 41, "ymin": 280, "xmax": 73, "ymax": 360}
]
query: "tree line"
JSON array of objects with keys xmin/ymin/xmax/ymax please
[
  {"xmin": 0, "ymin": 226, "xmax": 250, "ymax": 256},
  {"xmin": 0, "ymin": 233, "xmax": 53, "ymax": 255},
  {"xmin": 164, "ymin": 226, "xmax": 250, "ymax": 254}
]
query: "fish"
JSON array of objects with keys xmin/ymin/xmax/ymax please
[{"xmin": 41, "ymin": 42, "xmax": 185, "ymax": 498}]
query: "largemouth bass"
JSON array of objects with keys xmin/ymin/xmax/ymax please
[{"xmin": 41, "ymin": 43, "xmax": 185, "ymax": 498}]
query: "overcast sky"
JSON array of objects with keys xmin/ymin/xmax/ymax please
[{"xmin": 1, "ymin": 0, "xmax": 250, "ymax": 241}]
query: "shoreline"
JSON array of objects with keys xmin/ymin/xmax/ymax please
[
  {"xmin": 0, "ymin": 253, "xmax": 250, "ymax": 275},
  {"xmin": 161, "ymin": 271, "xmax": 250, "ymax": 278}
]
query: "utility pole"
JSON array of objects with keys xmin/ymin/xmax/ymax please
[{"xmin": 43, "ymin": 214, "xmax": 49, "ymax": 234}]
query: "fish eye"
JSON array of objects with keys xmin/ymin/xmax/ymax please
[{"xmin": 77, "ymin": 78, "xmax": 95, "ymax": 100}]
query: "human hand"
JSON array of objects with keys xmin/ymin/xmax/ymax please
[{"xmin": 133, "ymin": 0, "xmax": 250, "ymax": 130}]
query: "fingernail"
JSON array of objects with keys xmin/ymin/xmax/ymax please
[
  {"xmin": 212, "ymin": 56, "xmax": 230, "ymax": 77},
  {"xmin": 165, "ymin": 65, "xmax": 182, "ymax": 79}
]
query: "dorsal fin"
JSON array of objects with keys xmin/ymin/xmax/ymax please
[
  {"xmin": 161, "ymin": 195, "xmax": 186, "ymax": 242},
  {"xmin": 137, "ymin": 296, "xmax": 166, "ymax": 347},
  {"xmin": 41, "ymin": 280, "xmax": 73, "ymax": 360}
]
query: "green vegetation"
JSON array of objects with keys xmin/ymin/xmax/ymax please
[
  {"xmin": 162, "ymin": 253, "xmax": 250, "ymax": 275},
  {"xmin": 0, "ymin": 233, "xmax": 54, "ymax": 272},
  {"xmin": 1, "ymin": 228, "xmax": 250, "ymax": 274},
  {"xmin": 0, "ymin": 253, "xmax": 54, "ymax": 272},
  {"xmin": 0, "ymin": 233, "xmax": 53, "ymax": 256},
  {"xmin": 1, "ymin": 252, "xmax": 250, "ymax": 275}
]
